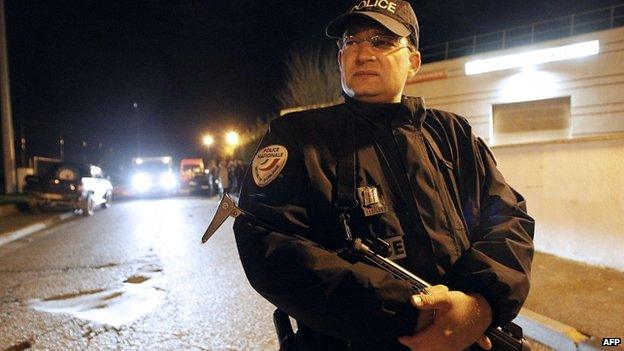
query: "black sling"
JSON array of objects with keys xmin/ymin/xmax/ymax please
[{"xmin": 333, "ymin": 113, "xmax": 359, "ymax": 242}]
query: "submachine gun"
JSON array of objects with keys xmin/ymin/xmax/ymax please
[{"xmin": 201, "ymin": 194, "xmax": 531, "ymax": 351}]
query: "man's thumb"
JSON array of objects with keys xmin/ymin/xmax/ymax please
[{"xmin": 411, "ymin": 293, "xmax": 450, "ymax": 311}]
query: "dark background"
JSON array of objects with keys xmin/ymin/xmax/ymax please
[{"xmin": 4, "ymin": 0, "xmax": 624, "ymax": 171}]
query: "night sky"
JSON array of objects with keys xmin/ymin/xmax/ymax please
[{"xmin": 5, "ymin": 0, "xmax": 624, "ymax": 171}]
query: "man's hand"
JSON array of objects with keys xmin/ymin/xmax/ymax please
[{"xmin": 398, "ymin": 285, "xmax": 493, "ymax": 351}]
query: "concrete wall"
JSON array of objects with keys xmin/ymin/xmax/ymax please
[
  {"xmin": 406, "ymin": 27, "xmax": 624, "ymax": 270},
  {"xmin": 493, "ymin": 135, "xmax": 624, "ymax": 270}
]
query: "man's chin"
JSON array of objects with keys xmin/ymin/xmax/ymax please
[
  {"xmin": 347, "ymin": 86, "xmax": 380, "ymax": 99},
  {"xmin": 343, "ymin": 84, "xmax": 397, "ymax": 102}
]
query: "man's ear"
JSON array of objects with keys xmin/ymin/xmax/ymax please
[{"xmin": 407, "ymin": 51, "xmax": 421, "ymax": 78}]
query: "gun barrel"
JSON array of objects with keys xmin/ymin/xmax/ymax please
[{"xmin": 353, "ymin": 238, "xmax": 431, "ymax": 290}]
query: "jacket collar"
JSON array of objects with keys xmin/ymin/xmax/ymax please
[{"xmin": 343, "ymin": 93, "xmax": 427, "ymax": 128}]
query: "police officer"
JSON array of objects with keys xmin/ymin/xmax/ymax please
[{"xmin": 234, "ymin": 1, "xmax": 534, "ymax": 350}]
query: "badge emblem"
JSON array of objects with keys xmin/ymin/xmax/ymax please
[
  {"xmin": 357, "ymin": 186, "xmax": 388, "ymax": 216},
  {"xmin": 361, "ymin": 186, "xmax": 380, "ymax": 206},
  {"xmin": 252, "ymin": 145, "xmax": 288, "ymax": 187}
]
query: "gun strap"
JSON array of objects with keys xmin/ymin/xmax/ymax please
[{"xmin": 334, "ymin": 113, "xmax": 358, "ymax": 212}]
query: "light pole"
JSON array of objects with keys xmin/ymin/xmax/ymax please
[
  {"xmin": 20, "ymin": 136, "xmax": 26, "ymax": 166},
  {"xmin": 133, "ymin": 102, "xmax": 140, "ymax": 157},
  {"xmin": 81, "ymin": 140, "xmax": 87, "ymax": 163},
  {"xmin": 0, "ymin": 0, "xmax": 16, "ymax": 193},
  {"xmin": 225, "ymin": 131, "xmax": 240, "ymax": 158},
  {"xmin": 19, "ymin": 121, "xmax": 25, "ymax": 167},
  {"xmin": 202, "ymin": 134, "xmax": 214, "ymax": 164},
  {"xmin": 59, "ymin": 136, "xmax": 65, "ymax": 160}
]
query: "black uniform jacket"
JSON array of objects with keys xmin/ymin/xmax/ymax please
[{"xmin": 233, "ymin": 95, "xmax": 535, "ymax": 350}]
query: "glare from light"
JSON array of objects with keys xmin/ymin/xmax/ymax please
[
  {"xmin": 135, "ymin": 158, "xmax": 143, "ymax": 165},
  {"xmin": 465, "ymin": 40, "xmax": 600, "ymax": 75},
  {"xmin": 203, "ymin": 135, "xmax": 214, "ymax": 147},
  {"xmin": 132, "ymin": 173, "xmax": 151, "ymax": 192},
  {"xmin": 225, "ymin": 131, "xmax": 240, "ymax": 146},
  {"xmin": 162, "ymin": 157, "xmax": 171, "ymax": 164},
  {"xmin": 90, "ymin": 165, "xmax": 102, "ymax": 177},
  {"xmin": 499, "ymin": 69, "xmax": 560, "ymax": 103},
  {"xmin": 159, "ymin": 172, "xmax": 177, "ymax": 190}
]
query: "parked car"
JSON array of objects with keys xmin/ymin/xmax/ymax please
[
  {"xmin": 179, "ymin": 158, "xmax": 204, "ymax": 185},
  {"xmin": 179, "ymin": 158, "xmax": 215, "ymax": 196},
  {"xmin": 188, "ymin": 170, "xmax": 215, "ymax": 196},
  {"xmin": 24, "ymin": 162, "xmax": 113, "ymax": 216}
]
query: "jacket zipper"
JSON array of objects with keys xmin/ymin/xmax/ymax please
[{"xmin": 414, "ymin": 131, "xmax": 463, "ymax": 256}]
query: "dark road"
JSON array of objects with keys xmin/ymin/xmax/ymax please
[{"xmin": 0, "ymin": 197, "xmax": 278, "ymax": 350}]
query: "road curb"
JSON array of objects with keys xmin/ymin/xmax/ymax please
[
  {"xmin": 517, "ymin": 308, "xmax": 603, "ymax": 351},
  {"xmin": 0, "ymin": 212, "xmax": 75, "ymax": 248}
]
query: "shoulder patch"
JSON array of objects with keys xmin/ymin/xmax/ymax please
[{"xmin": 252, "ymin": 145, "xmax": 288, "ymax": 187}]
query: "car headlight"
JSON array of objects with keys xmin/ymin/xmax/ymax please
[
  {"xmin": 132, "ymin": 173, "xmax": 151, "ymax": 192},
  {"xmin": 159, "ymin": 172, "xmax": 177, "ymax": 190}
]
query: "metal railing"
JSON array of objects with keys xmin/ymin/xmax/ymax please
[{"xmin": 420, "ymin": 4, "xmax": 624, "ymax": 63}]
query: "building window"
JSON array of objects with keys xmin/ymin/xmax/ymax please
[{"xmin": 491, "ymin": 96, "xmax": 571, "ymax": 145}]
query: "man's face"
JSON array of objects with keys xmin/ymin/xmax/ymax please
[{"xmin": 338, "ymin": 21, "xmax": 420, "ymax": 103}]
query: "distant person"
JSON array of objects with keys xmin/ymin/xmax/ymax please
[
  {"xmin": 234, "ymin": 159, "xmax": 245, "ymax": 193},
  {"xmin": 234, "ymin": 1, "xmax": 534, "ymax": 350},
  {"xmin": 217, "ymin": 159, "xmax": 230, "ymax": 194},
  {"xmin": 228, "ymin": 159, "xmax": 245, "ymax": 194},
  {"xmin": 227, "ymin": 160, "xmax": 238, "ymax": 193}
]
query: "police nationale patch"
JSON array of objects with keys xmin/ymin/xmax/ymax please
[{"xmin": 252, "ymin": 145, "xmax": 288, "ymax": 187}]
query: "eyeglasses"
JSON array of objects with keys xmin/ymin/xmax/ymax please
[{"xmin": 336, "ymin": 35, "xmax": 411, "ymax": 52}]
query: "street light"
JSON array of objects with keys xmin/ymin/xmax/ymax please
[
  {"xmin": 225, "ymin": 131, "xmax": 240, "ymax": 147},
  {"xmin": 224, "ymin": 131, "xmax": 240, "ymax": 159},
  {"xmin": 202, "ymin": 135, "xmax": 214, "ymax": 147}
]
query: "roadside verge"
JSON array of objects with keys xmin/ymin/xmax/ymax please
[{"xmin": 0, "ymin": 212, "xmax": 75, "ymax": 247}]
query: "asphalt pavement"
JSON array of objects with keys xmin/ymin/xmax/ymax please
[
  {"xmin": 0, "ymin": 199, "xmax": 624, "ymax": 350},
  {"xmin": 0, "ymin": 197, "xmax": 279, "ymax": 350}
]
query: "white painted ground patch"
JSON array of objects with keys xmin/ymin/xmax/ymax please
[{"xmin": 29, "ymin": 263, "xmax": 166, "ymax": 328}]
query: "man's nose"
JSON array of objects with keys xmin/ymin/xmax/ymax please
[{"xmin": 355, "ymin": 43, "xmax": 377, "ymax": 63}]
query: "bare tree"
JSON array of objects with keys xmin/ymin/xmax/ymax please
[
  {"xmin": 278, "ymin": 46, "xmax": 342, "ymax": 110},
  {"xmin": 238, "ymin": 114, "xmax": 277, "ymax": 162},
  {"xmin": 237, "ymin": 47, "xmax": 341, "ymax": 162}
]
